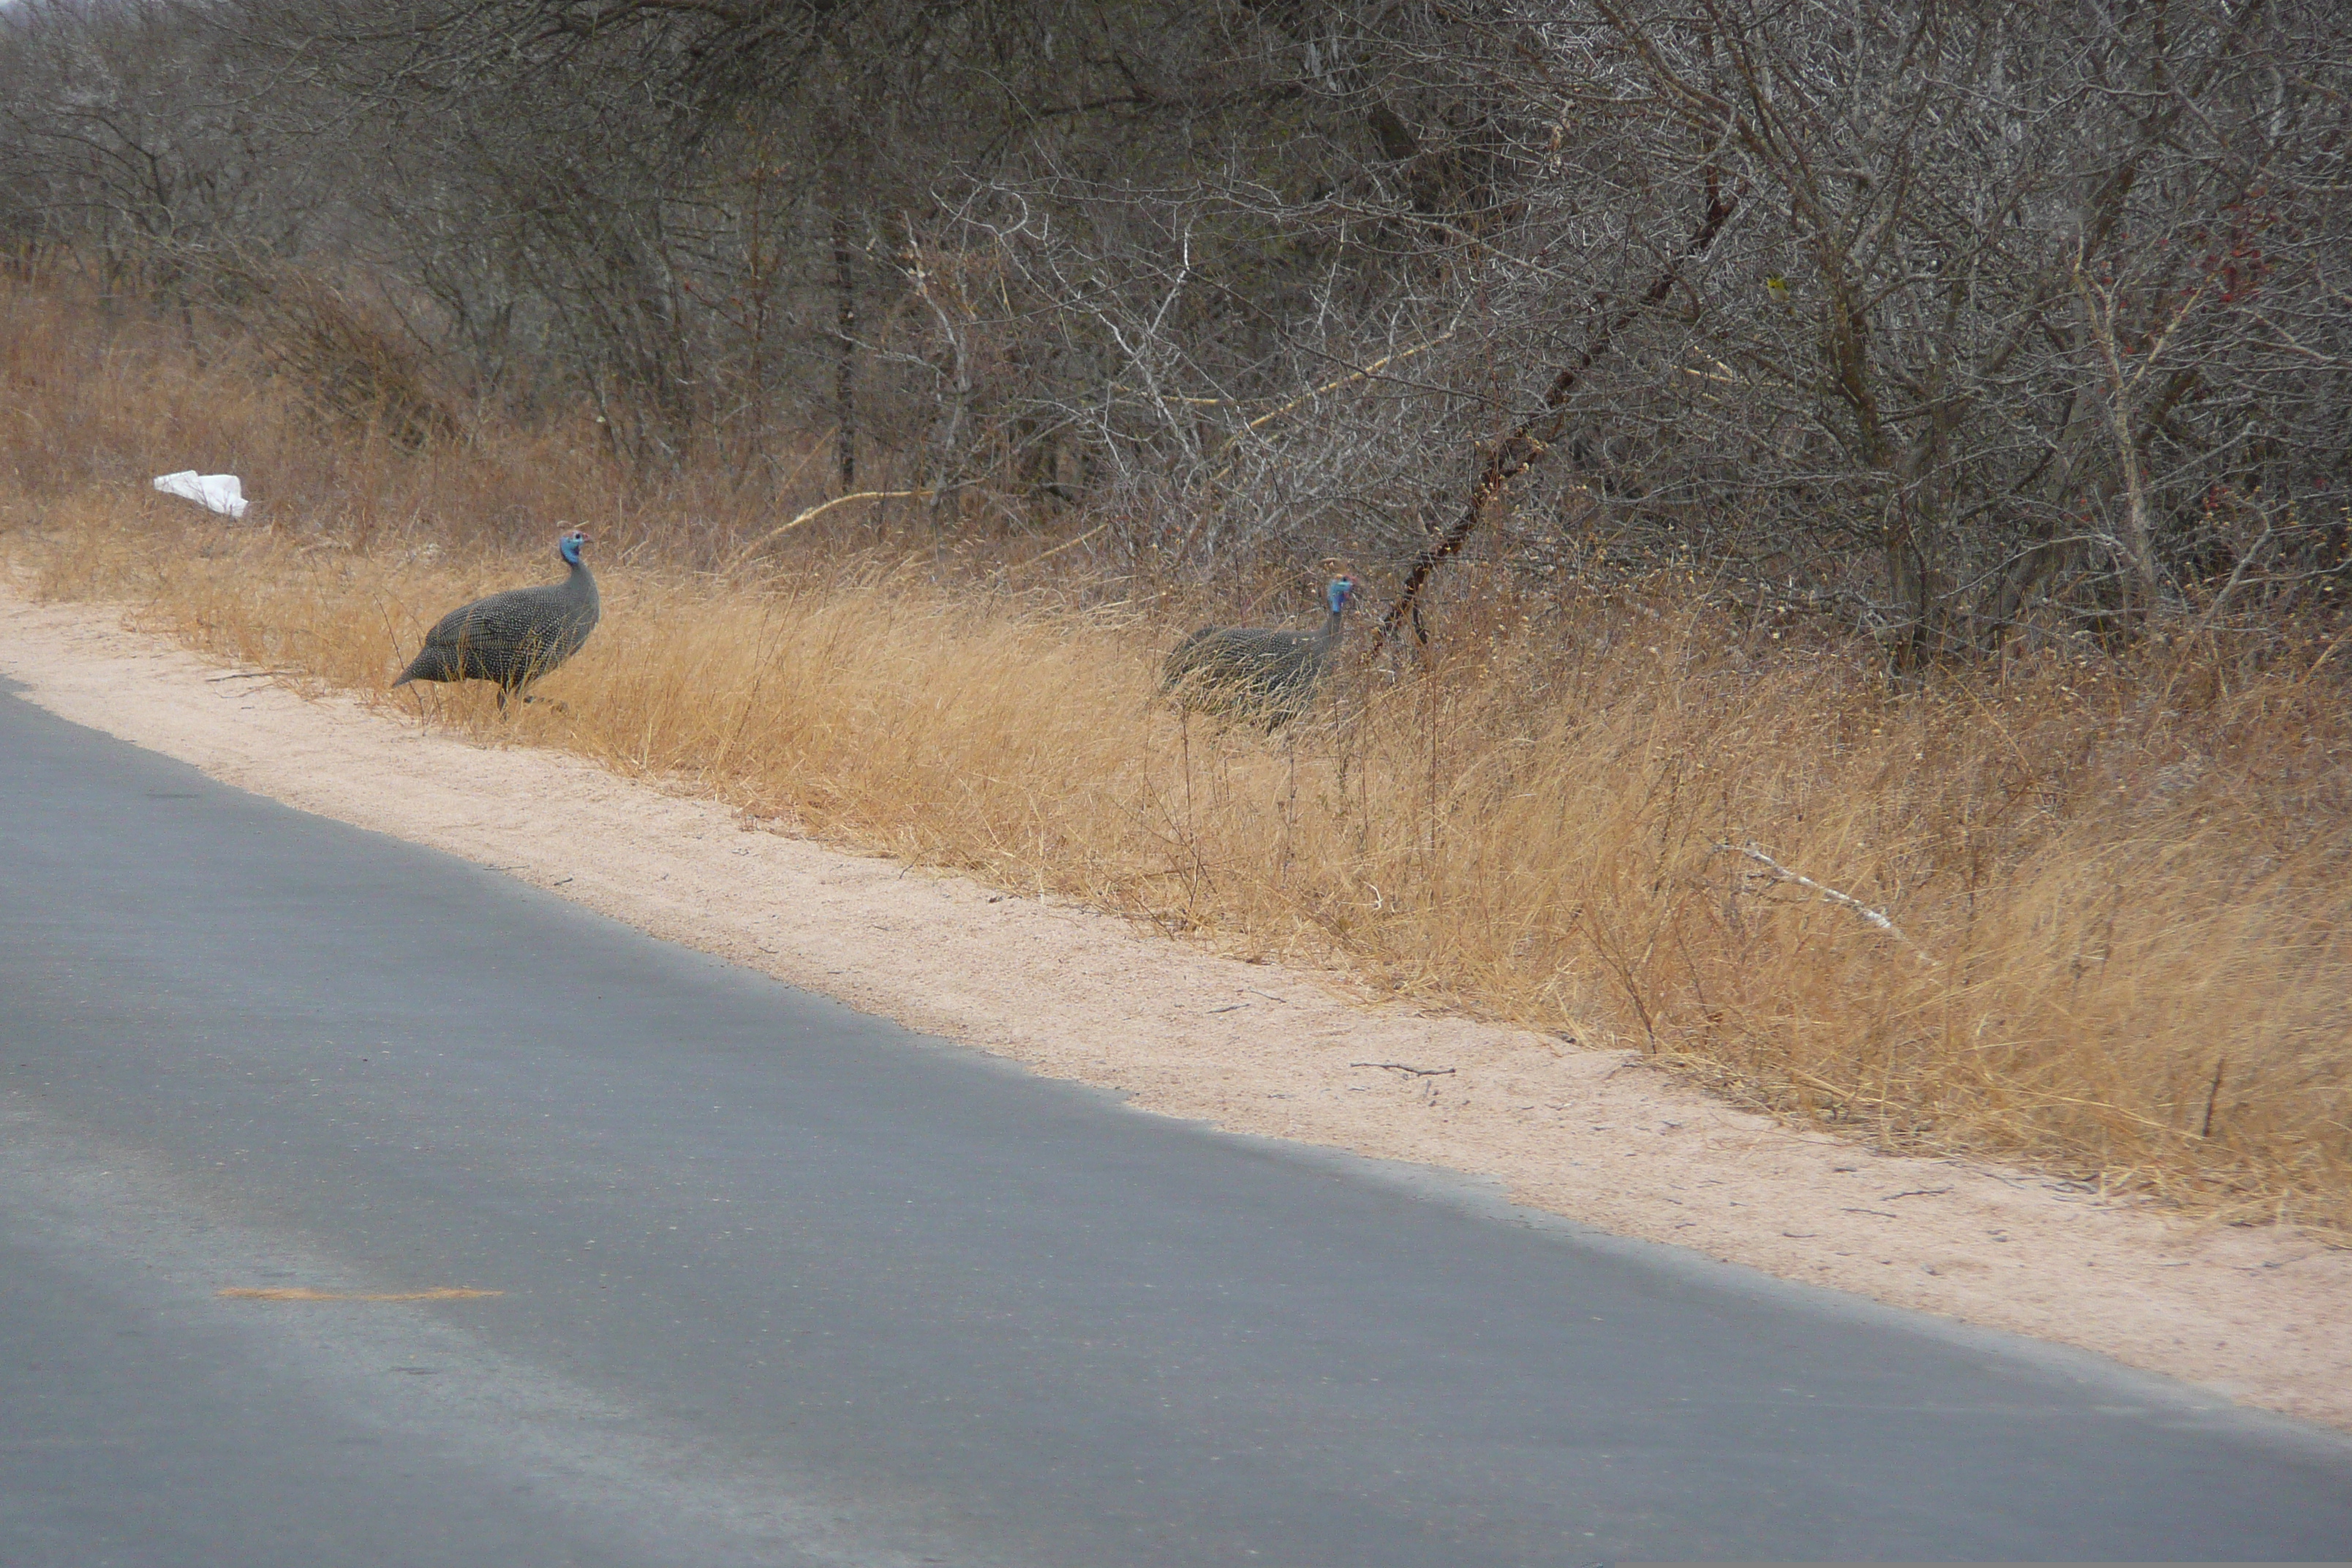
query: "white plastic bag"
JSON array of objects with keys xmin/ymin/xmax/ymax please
[{"xmin": 152, "ymin": 471, "xmax": 249, "ymax": 518}]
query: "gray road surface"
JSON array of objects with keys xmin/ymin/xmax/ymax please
[{"xmin": 3, "ymin": 682, "xmax": 2348, "ymax": 1566}]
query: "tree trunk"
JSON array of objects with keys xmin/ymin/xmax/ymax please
[{"xmin": 832, "ymin": 203, "xmax": 857, "ymax": 490}]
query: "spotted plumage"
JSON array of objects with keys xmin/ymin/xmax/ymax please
[
  {"xmin": 1161, "ymin": 575, "xmax": 1356, "ymax": 731},
  {"xmin": 394, "ymin": 529, "xmax": 600, "ymax": 710}
]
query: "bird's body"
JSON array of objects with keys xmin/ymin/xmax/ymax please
[
  {"xmin": 1162, "ymin": 576, "xmax": 1355, "ymax": 730},
  {"xmin": 394, "ymin": 529, "xmax": 599, "ymax": 709}
]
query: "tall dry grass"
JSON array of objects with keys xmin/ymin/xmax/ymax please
[{"xmin": 7, "ymin": 276, "xmax": 2349, "ymax": 1229}]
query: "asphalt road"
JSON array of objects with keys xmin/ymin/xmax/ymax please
[{"xmin": 3, "ymin": 681, "xmax": 2349, "ymax": 1567}]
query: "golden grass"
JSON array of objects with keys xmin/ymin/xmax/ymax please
[{"xmin": 7, "ymin": 276, "xmax": 2349, "ymax": 1229}]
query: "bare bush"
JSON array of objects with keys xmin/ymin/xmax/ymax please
[{"xmin": 1, "ymin": 0, "xmax": 2345, "ymax": 628}]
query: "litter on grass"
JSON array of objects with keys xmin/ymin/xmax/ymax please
[{"xmin": 153, "ymin": 471, "xmax": 248, "ymax": 518}]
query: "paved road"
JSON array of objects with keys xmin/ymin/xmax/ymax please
[{"xmin": 2, "ymin": 682, "xmax": 2348, "ymax": 1567}]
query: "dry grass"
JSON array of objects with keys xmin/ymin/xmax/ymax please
[{"xmin": 7, "ymin": 275, "xmax": 2350, "ymax": 1230}]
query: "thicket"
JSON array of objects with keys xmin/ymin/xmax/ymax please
[{"xmin": 5, "ymin": 0, "xmax": 2347, "ymax": 655}]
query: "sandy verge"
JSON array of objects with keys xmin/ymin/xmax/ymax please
[{"xmin": 4, "ymin": 583, "xmax": 2347, "ymax": 1432}]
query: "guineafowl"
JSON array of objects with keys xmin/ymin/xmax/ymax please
[
  {"xmin": 1161, "ymin": 575, "xmax": 1356, "ymax": 731},
  {"xmin": 393, "ymin": 529, "xmax": 600, "ymax": 711}
]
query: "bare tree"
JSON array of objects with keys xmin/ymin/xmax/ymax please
[{"xmin": 4, "ymin": 0, "xmax": 2342, "ymax": 644}]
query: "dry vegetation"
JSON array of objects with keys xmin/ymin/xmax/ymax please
[{"xmin": 7, "ymin": 278, "xmax": 2350, "ymax": 1232}]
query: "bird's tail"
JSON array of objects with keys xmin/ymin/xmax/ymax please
[{"xmin": 392, "ymin": 649, "xmax": 445, "ymax": 687}]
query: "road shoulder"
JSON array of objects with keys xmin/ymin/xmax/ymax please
[{"xmin": 4, "ymin": 582, "xmax": 2346, "ymax": 1432}]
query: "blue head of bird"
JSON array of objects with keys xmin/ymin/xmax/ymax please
[
  {"xmin": 1326, "ymin": 575, "xmax": 1357, "ymax": 614},
  {"xmin": 558, "ymin": 529, "xmax": 591, "ymax": 566}
]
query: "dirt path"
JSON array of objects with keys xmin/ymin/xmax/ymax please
[{"xmin": 5, "ymin": 582, "xmax": 2347, "ymax": 1432}]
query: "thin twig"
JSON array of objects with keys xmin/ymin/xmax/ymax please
[
  {"xmin": 1722, "ymin": 841, "xmax": 1937, "ymax": 966},
  {"xmin": 1351, "ymin": 1061, "xmax": 1457, "ymax": 1077},
  {"xmin": 1210, "ymin": 330, "xmax": 1458, "ymax": 458},
  {"xmin": 2201, "ymin": 1056, "xmax": 2227, "ymax": 1139},
  {"xmin": 1000, "ymin": 522, "xmax": 1107, "ymax": 574},
  {"xmin": 2195, "ymin": 512, "xmax": 2275, "ymax": 633},
  {"xmin": 720, "ymin": 488, "xmax": 941, "ymax": 576}
]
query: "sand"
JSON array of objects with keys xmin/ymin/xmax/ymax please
[{"xmin": 4, "ymin": 582, "xmax": 2347, "ymax": 1432}]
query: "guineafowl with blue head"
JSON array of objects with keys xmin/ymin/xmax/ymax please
[
  {"xmin": 1161, "ymin": 574, "xmax": 1356, "ymax": 731},
  {"xmin": 393, "ymin": 529, "xmax": 600, "ymax": 711}
]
